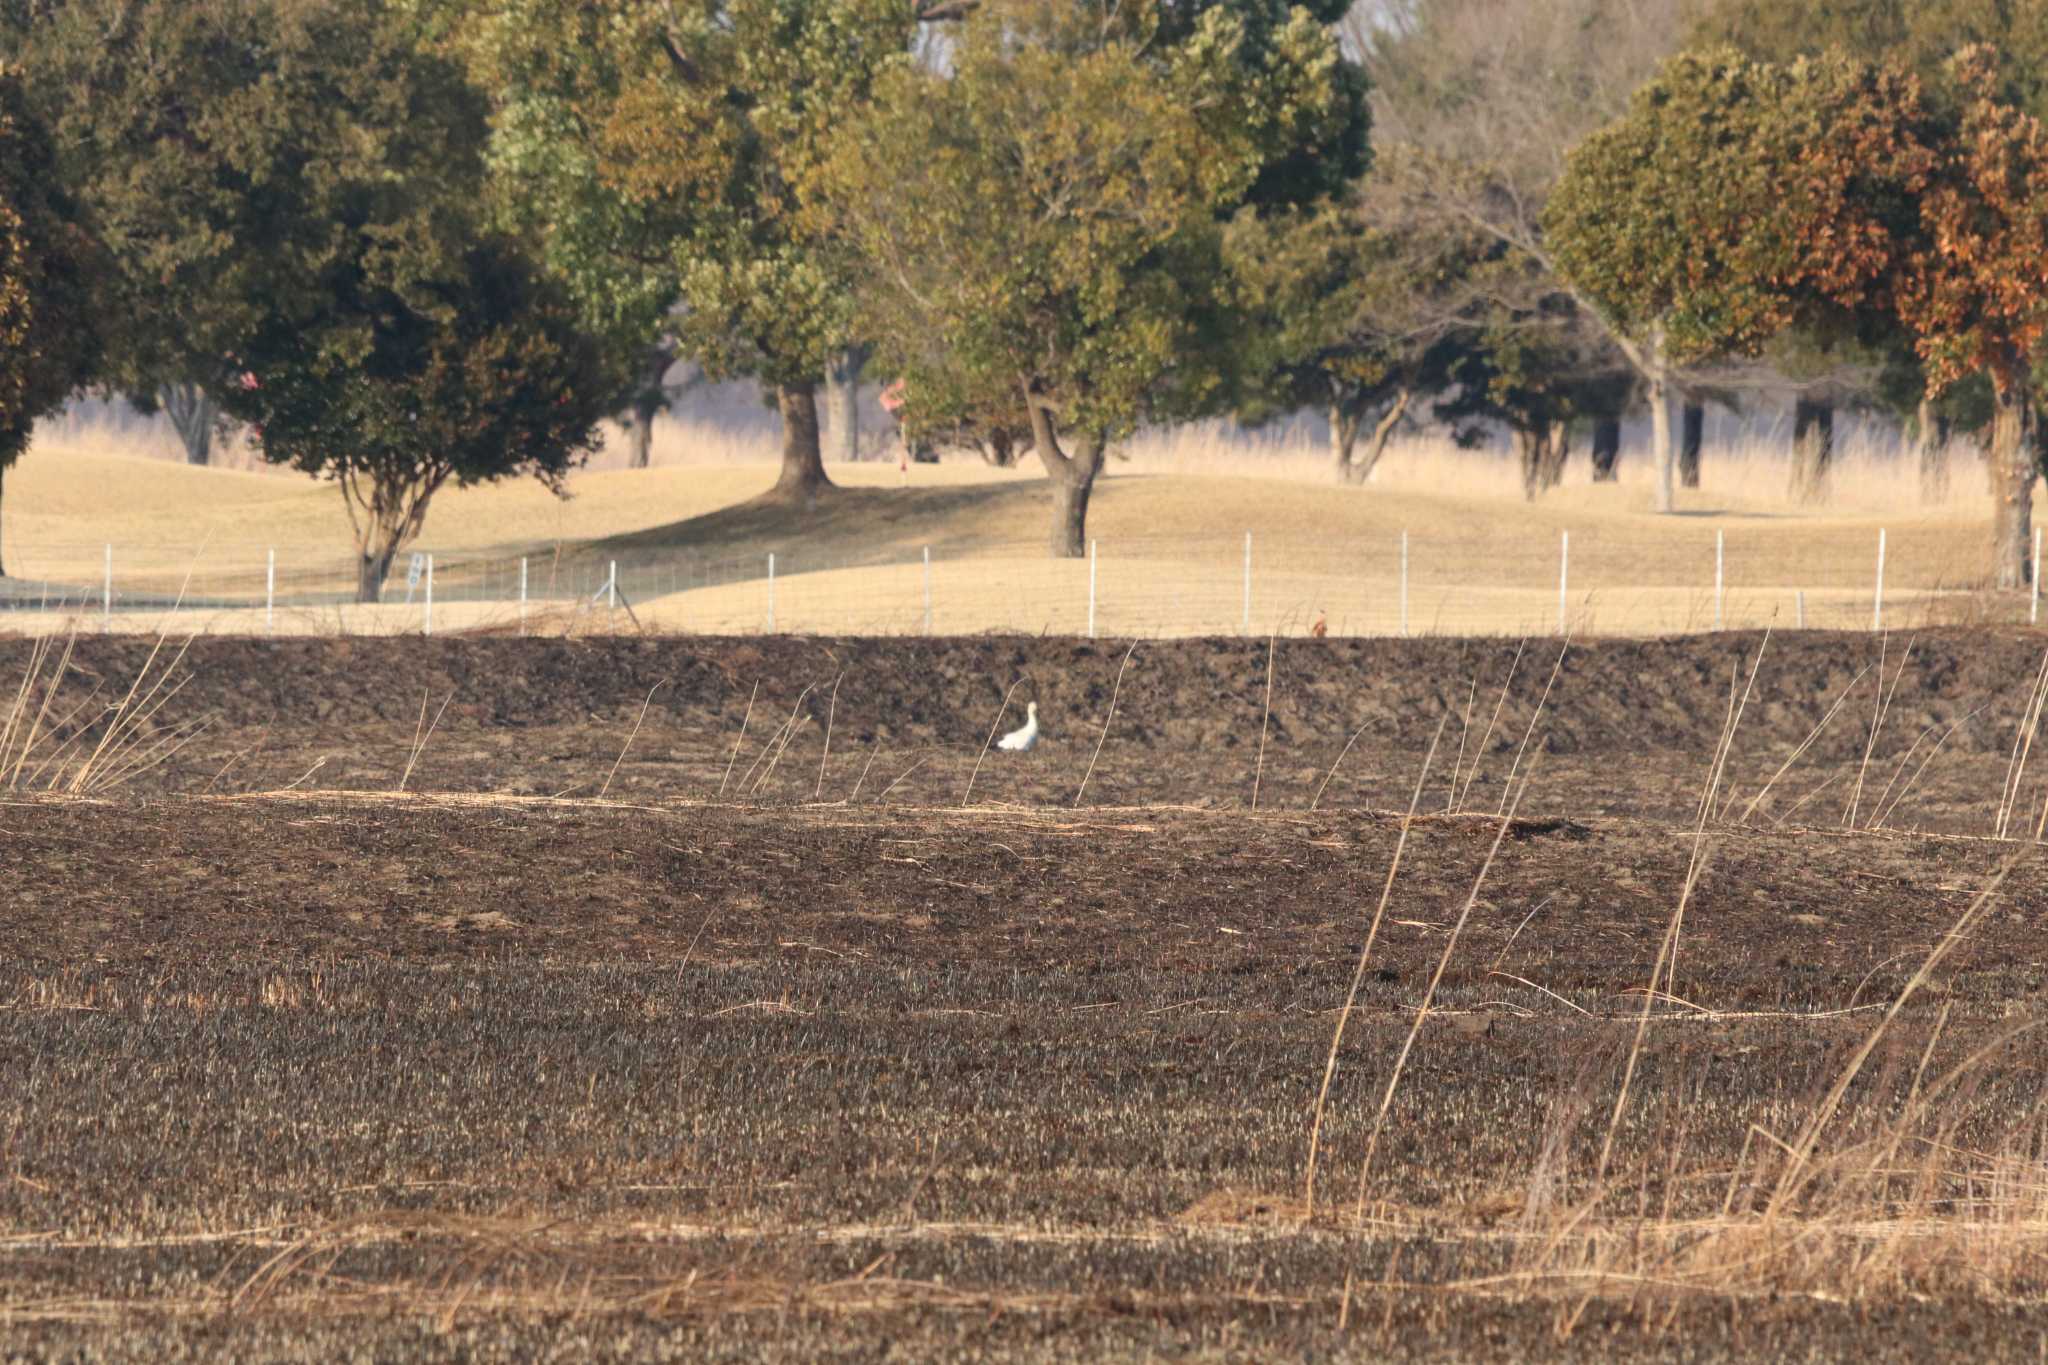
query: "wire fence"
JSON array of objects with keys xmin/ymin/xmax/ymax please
[{"xmin": 0, "ymin": 524, "xmax": 2033, "ymax": 637}]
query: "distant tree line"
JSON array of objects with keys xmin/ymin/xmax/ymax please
[{"xmin": 0, "ymin": 0, "xmax": 2045, "ymax": 593}]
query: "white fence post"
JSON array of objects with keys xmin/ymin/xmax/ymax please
[
  {"xmin": 922, "ymin": 545, "xmax": 932, "ymax": 635},
  {"xmin": 1558, "ymin": 530, "xmax": 1569, "ymax": 635},
  {"xmin": 1400, "ymin": 530, "xmax": 1409, "ymax": 638},
  {"xmin": 1797, "ymin": 590, "xmax": 1806, "ymax": 631},
  {"xmin": 2034, "ymin": 526, "xmax": 2042, "ymax": 626},
  {"xmin": 102, "ymin": 544, "xmax": 111, "ymax": 627},
  {"xmin": 1715, "ymin": 529, "xmax": 1725, "ymax": 631},
  {"xmin": 519, "ymin": 557, "xmax": 528, "ymax": 636},
  {"xmin": 1873, "ymin": 528, "xmax": 1887, "ymax": 632},
  {"xmin": 767, "ymin": 552, "xmax": 776, "ymax": 632},
  {"xmin": 1242, "ymin": 531, "xmax": 1252, "ymax": 635},
  {"xmin": 607, "ymin": 560, "xmax": 618, "ymax": 611},
  {"xmin": 424, "ymin": 554, "xmax": 434, "ymax": 636},
  {"xmin": 1087, "ymin": 538, "xmax": 1098, "ymax": 639},
  {"xmin": 266, "ymin": 548, "xmax": 275, "ymax": 634}
]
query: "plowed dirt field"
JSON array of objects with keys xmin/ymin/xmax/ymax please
[{"xmin": 4, "ymin": 632, "xmax": 2048, "ymax": 1359}]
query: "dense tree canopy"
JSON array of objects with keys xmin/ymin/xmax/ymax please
[
  {"xmin": 3, "ymin": 0, "xmax": 478, "ymax": 466},
  {"xmin": 1892, "ymin": 47, "xmax": 2048, "ymax": 586},
  {"xmin": 5, "ymin": 0, "xmax": 619, "ymax": 602},
  {"xmin": 463, "ymin": 0, "xmax": 922, "ymax": 502},
  {"xmin": 1225, "ymin": 192, "xmax": 1474, "ymax": 485},
  {"xmin": 1546, "ymin": 48, "xmax": 1933, "ymax": 509},
  {"xmin": 219, "ymin": 236, "xmax": 611, "ymax": 602},
  {"xmin": 821, "ymin": 0, "xmax": 1369, "ymax": 555},
  {"xmin": 0, "ymin": 62, "xmax": 97, "ymax": 577}
]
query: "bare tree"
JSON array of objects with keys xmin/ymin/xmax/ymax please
[{"xmin": 1359, "ymin": 0, "xmax": 1693, "ymax": 503}]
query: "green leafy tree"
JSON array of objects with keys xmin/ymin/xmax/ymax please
[
  {"xmin": 1894, "ymin": 47, "xmax": 2048, "ymax": 588},
  {"xmin": 1545, "ymin": 48, "xmax": 1931, "ymax": 510},
  {"xmin": 3, "ymin": 0, "xmax": 436, "ymax": 467},
  {"xmin": 1225, "ymin": 193, "xmax": 1473, "ymax": 485},
  {"xmin": 1691, "ymin": 0, "xmax": 2048, "ymax": 501},
  {"xmin": 463, "ymin": 0, "xmax": 921, "ymax": 503},
  {"xmin": 1694, "ymin": 0, "xmax": 2048, "ymax": 113},
  {"xmin": 0, "ymin": 63, "xmax": 98, "ymax": 577},
  {"xmin": 821, "ymin": 0, "xmax": 1369, "ymax": 555},
  {"xmin": 12, "ymin": 0, "xmax": 615, "ymax": 600},
  {"xmin": 219, "ymin": 238, "xmax": 611, "ymax": 602}
]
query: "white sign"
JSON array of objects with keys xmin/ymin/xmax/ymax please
[{"xmin": 406, "ymin": 553, "xmax": 426, "ymax": 589}]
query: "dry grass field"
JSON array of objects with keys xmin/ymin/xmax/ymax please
[
  {"xmin": 1, "ymin": 413, "xmax": 2034, "ymax": 637},
  {"xmin": 4, "ymin": 631, "xmax": 2048, "ymax": 1359}
]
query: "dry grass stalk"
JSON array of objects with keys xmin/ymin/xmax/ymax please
[
  {"xmin": 1872, "ymin": 709, "xmax": 1979, "ymax": 830},
  {"xmin": 1074, "ymin": 642, "xmax": 1138, "ymax": 808},
  {"xmin": 1454, "ymin": 641, "xmax": 1524, "ymax": 814},
  {"xmin": 963, "ymin": 679, "xmax": 1027, "ymax": 806},
  {"xmin": 1845, "ymin": 635, "xmax": 1914, "ymax": 829},
  {"xmin": 1996, "ymin": 648, "xmax": 2048, "ymax": 838},
  {"xmin": 1762, "ymin": 854, "xmax": 2022, "ymax": 1225},
  {"xmin": 601, "ymin": 679, "xmax": 668, "ymax": 800},
  {"xmin": 718, "ymin": 682, "xmax": 759, "ymax": 799},
  {"xmin": 397, "ymin": 687, "xmax": 455, "ymax": 793},
  {"xmin": 877, "ymin": 755, "xmax": 928, "ymax": 803},
  {"xmin": 1251, "ymin": 634, "xmax": 1278, "ymax": 811},
  {"xmin": 1310, "ymin": 717, "xmax": 1373, "ymax": 811},
  {"xmin": 846, "ymin": 747, "xmax": 880, "ymax": 804},
  {"xmin": 1735, "ymin": 662, "xmax": 1873, "ymax": 824},
  {"xmin": 748, "ymin": 684, "xmax": 818, "ymax": 797},
  {"xmin": 1354, "ymin": 753, "xmax": 1537, "ymax": 1222},
  {"xmin": 1598, "ymin": 637, "xmax": 1766, "ymax": 1184},
  {"xmin": 67, "ymin": 631, "xmax": 199, "ymax": 793},
  {"xmin": 1, "ymin": 627, "xmax": 222, "ymax": 795},
  {"xmin": 1496, "ymin": 640, "xmax": 1570, "ymax": 817},
  {"xmin": 1445, "ymin": 675, "xmax": 1479, "ymax": 812},
  {"xmin": 1696, "ymin": 633, "xmax": 1768, "ymax": 827},
  {"xmin": 815, "ymin": 671, "xmax": 845, "ymax": 800},
  {"xmin": 1303, "ymin": 715, "xmax": 1447, "ymax": 1216},
  {"xmin": 4, "ymin": 633, "xmax": 91, "ymax": 789}
]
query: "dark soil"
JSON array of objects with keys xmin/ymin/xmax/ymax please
[
  {"xmin": 8, "ymin": 628, "xmax": 2044, "ymax": 830},
  {"xmin": 4, "ymin": 633, "xmax": 2048, "ymax": 1358}
]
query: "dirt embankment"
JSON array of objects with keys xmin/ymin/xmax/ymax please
[
  {"xmin": 11, "ymin": 628, "xmax": 2043, "ymax": 756},
  {"xmin": 0, "ymin": 630, "xmax": 2035, "ymax": 828}
]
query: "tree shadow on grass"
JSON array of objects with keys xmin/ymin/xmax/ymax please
[{"xmin": 583, "ymin": 480, "xmax": 1056, "ymax": 570}]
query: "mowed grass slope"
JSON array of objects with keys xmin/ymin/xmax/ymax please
[{"xmin": 2, "ymin": 417, "xmax": 2031, "ymax": 635}]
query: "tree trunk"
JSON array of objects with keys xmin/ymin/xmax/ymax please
[
  {"xmin": 161, "ymin": 382, "xmax": 217, "ymax": 466},
  {"xmin": 628, "ymin": 390, "xmax": 659, "ymax": 470},
  {"xmin": 1990, "ymin": 380, "xmax": 2035, "ymax": 590},
  {"xmin": 1679, "ymin": 401, "xmax": 1704, "ymax": 489},
  {"xmin": 1649, "ymin": 371, "xmax": 1675, "ymax": 513},
  {"xmin": 624, "ymin": 345, "xmax": 672, "ymax": 469},
  {"xmin": 824, "ymin": 347, "xmax": 866, "ymax": 464},
  {"xmin": 1026, "ymin": 393, "xmax": 1105, "ymax": 558},
  {"xmin": 1541, "ymin": 418, "xmax": 1570, "ymax": 490},
  {"xmin": 1331, "ymin": 398, "xmax": 1364, "ymax": 483},
  {"xmin": 1790, "ymin": 399, "xmax": 1835, "ymax": 503},
  {"xmin": 1518, "ymin": 419, "xmax": 1571, "ymax": 500},
  {"xmin": 984, "ymin": 428, "xmax": 1025, "ymax": 468},
  {"xmin": 356, "ymin": 545, "xmax": 400, "ymax": 605},
  {"xmin": 1916, "ymin": 397, "xmax": 1950, "ymax": 503},
  {"xmin": 1590, "ymin": 417, "xmax": 1621, "ymax": 482},
  {"xmin": 0, "ymin": 458, "xmax": 8, "ymax": 578},
  {"xmin": 1356, "ymin": 389, "xmax": 1410, "ymax": 485},
  {"xmin": 1516, "ymin": 426, "xmax": 1543, "ymax": 501},
  {"xmin": 1049, "ymin": 461, "xmax": 1094, "ymax": 557},
  {"xmin": 771, "ymin": 384, "xmax": 832, "ymax": 500}
]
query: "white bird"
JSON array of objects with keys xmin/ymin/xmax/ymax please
[{"xmin": 996, "ymin": 701, "xmax": 1040, "ymax": 752}]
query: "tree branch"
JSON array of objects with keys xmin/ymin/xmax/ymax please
[{"xmin": 656, "ymin": 32, "xmax": 702, "ymax": 85}]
